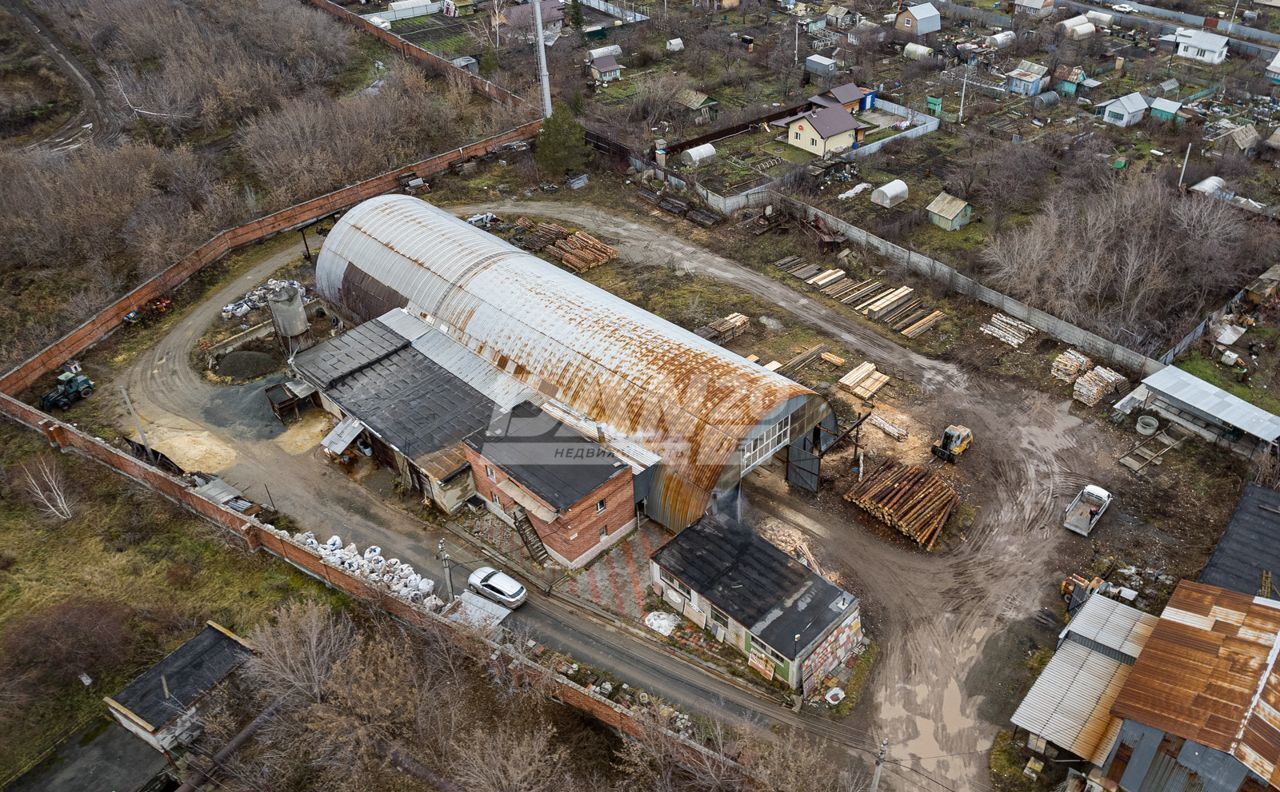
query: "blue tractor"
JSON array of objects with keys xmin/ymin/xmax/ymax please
[{"xmin": 40, "ymin": 361, "xmax": 94, "ymax": 412}]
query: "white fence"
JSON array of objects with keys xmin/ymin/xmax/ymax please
[
  {"xmin": 361, "ymin": 3, "xmax": 442, "ymax": 21},
  {"xmin": 850, "ymin": 98, "xmax": 942, "ymax": 159},
  {"xmin": 777, "ymin": 194, "xmax": 1165, "ymax": 375},
  {"xmin": 581, "ymin": 0, "xmax": 649, "ymax": 22}
]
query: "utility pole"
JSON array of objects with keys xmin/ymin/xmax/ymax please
[
  {"xmin": 869, "ymin": 738, "xmax": 889, "ymax": 792},
  {"xmin": 794, "ymin": 20, "xmax": 799, "ymax": 66},
  {"xmin": 958, "ymin": 71, "xmax": 968, "ymax": 124},
  {"xmin": 437, "ymin": 539, "xmax": 455, "ymax": 600},
  {"xmin": 1178, "ymin": 141, "xmax": 1192, "ymax": 189},
  {"xmin": 531, "ymin": 0, "xmax": 553, "ymax": 119},
  {"xmin": 1227, "ymin": 0, "xmax": 1242, "ymax": 34},
  {"xmin": 119, "ymin": 386, "xmax": 153, "ymax": 462}
]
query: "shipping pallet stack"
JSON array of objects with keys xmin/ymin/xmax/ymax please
[
  {"xmin": 845, "ymin": 462, "xmax": 958, "ymax": 550},
  {"xmin": 838, "ymin": 361, "xmax": 890, "ymax": 402},
  {"xmin": 513, "ymin": 218, "xmax": 617, "ymax": 272},
  {"xmin": 980, "ymin": 313, "xmax": 1037, "ymax": 348},
  {"xmin": 1051, "ymin": 350, "xmax": 1093, "ymax": 383},
  {"xmin": 1073, "ymin": 367, "xmax": 1127, "ymax": 407}
]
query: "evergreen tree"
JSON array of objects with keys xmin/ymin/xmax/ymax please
[{"xmin": 534, "ymin": 103, "xmax": 590, "ymax": 176}]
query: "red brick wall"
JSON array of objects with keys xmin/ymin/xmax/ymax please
[{"xmin": 465, "ymin": 446, "xmax": 635, "ymax": 565}]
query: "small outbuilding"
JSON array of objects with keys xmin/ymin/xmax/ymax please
[
  {"xmin": 105, "ymin": 623, "xmax": 252, "ymax": 753},
  {"xmin": 1149, "ymin": 97, "xmax": 1183, "ymax": 123},
  {"xmin": 1099, "ymin": 92, "xmax": 1147, "ymax": 127},
  {"xmin": 827, "ymin": 5, "xmax": 854, "ymax": 29},
  {"xmin": 650, "ymin": 514, "xmax": 863, "ymax": 693},
  {"xmin": 1114, "ymin": 365, "xmax": 1280, "ymax": 457},
  {"xmin": 1172, "ymin": 27, "xmax": 1228, "ymax": 65},
  {"xmin": 679, "ymin": 142, "xmax": 717, "ymax": 166},
  {"xmin": 986, "ymin": 30, "xmax": 1016, "ymax": 48},
  {"xmin": 1014, "ymin": 0, "xmax": 1053, "ymax": 17},
  {"xmin": 666, "ymin": 37, "xmax": 684, "ymax": 52},
  {"xmin": 1268, "ymin": 51, "xmax": 1280, "ymax": 83},
  {"xmin": 804, "ymin": 53, "xmax": 838, "ymax": 77},
  {"xmin": 590, "ymin": 53, "xmax": 624, "ymax": 83},
  {"xmin": 1057, "ymin": 15, "xmax": 1096, "ymax": 39},
  {"xmin": 1032, "ymin": 90, "xmax": 1060, "ymax": 110},
  {"xmin": 926, "ymin": 191, "xmax": 972, "ymax": 231},
  {"xmin": 673, "ymin": 88, "xmax": 719, "ymax": 125},
  {"xmin": 1006, "ymin": 60, "xmax": 1049, "ymax": 96},
  {"xmin": 895, "ymin": 2, "xmax": 940, "ymax": 36},
  {"xmin": 871, "ymin": 179, "xmax": 909, "ymax": 208}
]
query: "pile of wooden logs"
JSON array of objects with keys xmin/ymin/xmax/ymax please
[
  {"xmin": 513, "ymin": 218, "xmax": 617, "ymax": 271},
  {"xmin": 845, "ymin": 462, "xmax": 958, "ymax": 550},
  {"xmin": 1052, "ymin": 350, "xmax": 1093, "ymax": 383},
  {"xmin": 980, "ymin": 313, "xmax": 1037, "ymax": 348},
  {"xmin": 778, "ymin": 344, "xmax": 826, "ymax": 376},
  {"xmin": 770, "ymin": 258, "xmax": 944, "ymax": 338},
  {"xmin": 869, "ymin": 414, "xmax": 907, "ymax": 441},
  {"xmin": 1073, "ymin": 366, "xmax": 1127, "ymax": 407},
  {"xmin": 838, "ymin": 361, "xmax": 890, "ymax": 401}
]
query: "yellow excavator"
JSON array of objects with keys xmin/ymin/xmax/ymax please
[{"xmin": 931, "ymin": 424, "xmax": 972, "ymax": 463}]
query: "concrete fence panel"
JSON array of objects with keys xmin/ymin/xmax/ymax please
[{"xmin": 781, "ymin": 195, "xmax": 1164, "ymax": 375}]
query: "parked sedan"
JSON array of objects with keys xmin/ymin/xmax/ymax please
[
  {"xmin": 1111, "ymin": 4, "xmax": 1135, "ymax": 12},
  {"xmin": 467, "ymin": 566, "xmax": 528, "ymax": 608}
]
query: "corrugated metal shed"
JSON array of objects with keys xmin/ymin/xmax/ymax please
[
  {"xmin": 1010, "ymin": 595, "xmax": 1157, "ymax": 763},
  {"xmin": 926, "ymin": 191, "xmax": 969, "ymax": 221},
  {"xmin": 1139, "ymin": 366, "xmax": 1280, "ymax": 442},
  {"xmin": 316, "ymin": 196, "xmax": 828, "ymax": 530},
  {"xmin": 1111, "ymin": 581, "xmax": 1280, "ymax": 787}
]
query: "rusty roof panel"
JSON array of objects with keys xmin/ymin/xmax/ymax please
[
  {"xmin": 1112, "ymin": 581, "xmax": 1280, "ymax": 782},
  {"xmin": 317, "ymin": 196, "xmax": 829, "ymax": 529}
]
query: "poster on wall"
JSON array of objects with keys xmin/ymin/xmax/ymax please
[{"xmin": 747, "ymin": 647, "xmax": 775, "ymax": 681}]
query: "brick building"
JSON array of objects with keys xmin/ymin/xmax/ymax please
[{"xmin": 466, "ymin": 401, "xmax": 637, "ymax": 567}]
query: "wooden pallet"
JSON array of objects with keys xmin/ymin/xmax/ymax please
[{"xmin": 1119, "ymin": 427, "xmax": 1186, "ymax": 472}]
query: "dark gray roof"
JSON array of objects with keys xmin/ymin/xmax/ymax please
[
  {"xmin": 466, "ymin": 401, "xmax": 627, "ymax": 511},
  {"xmin": 112, "ymin": 625, "xmax": 249, "ymax": 730},
  {"xmin": 293, "ymin": 319, "xmax": 498, "ymax": 460},
  {"xmin": 650, "ymin": 515, "xmax": 857, "ymax": 658},
  {"xmin": 1199, "ymin": 483, "xmax": 1280, "ymax": 594},
  {"xmin": 828, "ymin": 82, "xmax": 869, "ymax": 104}
]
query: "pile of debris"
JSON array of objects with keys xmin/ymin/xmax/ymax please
[
  {"xmin": 512, "ymin": 218, "xmax": 617, "ymax": 271},
  {"xmin": 845, "ymin": 462, "xmax": 958, "ymax": 550},
  {"xmin": 1073, "ymin": 366, "xmax": 1127, "ymax": 407},
  {"xmin": 695, "ymin": 312, "xmax": 750, "ymax": 344},
  {"xmin": 221, "ymin": 278, "xmax": 304, "ymax": 321},
  {"xmin": 980, "ymin": 313, "xmax": 1037, "ymax": 348},
  {"xmin": 1052, "ymin": 349, "xmax": 1093, "ymax": 383},
  {"xmin": 838, "ymin": 361, "xmax": 890, "ymax": 402}
]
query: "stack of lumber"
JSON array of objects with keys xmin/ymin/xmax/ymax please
[
  {"xmin": 699, "ymin": 313, "xmax": 749, "ymax": 344},
  {"xmin": 763, "ymin": 360, "xmax": 783, "ymax": 371},
  {"xmin": 820, "ymin": 352, "xmax": 846, "ymax": 367},
  {"xmin": 513, "ymin": 218, "xmax": 617, "ymax": 271},
  {"xmin": 901, "ymin": 310, "xmax": 945, "ymax": 338},
  {"xmin": 869, "ymin": 414, "xmax": 907, "ymax": 441},
  {"xmin": 807, "ymin": 269, "xmax": 846, "ymax": 287},
  {"xmin": 779, "ymin": 344, "xmax": 826, "ymax": 376},
  {"xmin": 1073, "ymin": 366, "xmax": 1127, "ymax": 407},
  {"xmin": 859, "ymin": 286, "xmax": 914, "ymax": 319},
  {"xmin": 1052, "ymin": 350, "xmax": 1093, "ymax": 383},
  {"xmin": 845, "ymin": 462, "xmax": 958, "ymax": 550},
  {"xmin": 838, "ymin": 361, "xmax": 890, "ymax": 401},
  {"xmin": 980, "ymin": 313, "xmax": 1037, "ymax": 348}
]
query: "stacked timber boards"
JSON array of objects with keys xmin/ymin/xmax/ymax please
[
  {"xmin": 838, "ymin": 361, "xmax": 890, "ymax": 401},
  {"xmin": 771, "ymin": 256, "xmax": 945, "ymax": 338}
]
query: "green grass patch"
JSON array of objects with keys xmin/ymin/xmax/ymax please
[
  {"xmin": 989, "ymin": 729, "xmax": 1041, "ymax": 792},
  {"xmin": 0, "ymin": 424, "xmax": 341, "ymax": 782},
  {"xmin": 1178, "ymin": 351, "xmax": 1280, "ymax": 415}
]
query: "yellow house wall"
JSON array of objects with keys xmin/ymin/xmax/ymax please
[{"xmin": 785, "ymin": 122, "xmax": 856, "ymax": 157}]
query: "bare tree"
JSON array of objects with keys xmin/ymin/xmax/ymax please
[
  {"xmin": 22, "ymin": 454, "xmax": 75, "ymax": 521},
  {"xmin": 243, "ymin": 600, "xmax": 357, "ymax": 705}
]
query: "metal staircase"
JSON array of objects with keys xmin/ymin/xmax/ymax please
[{"xmin": 512, "ymin": 508, "xmax": 549, "ymax": 565}]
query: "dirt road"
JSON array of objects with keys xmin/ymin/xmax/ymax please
[
  {"xmin": 4, "ymin": 0, "xmax": 126, "ymax": 151},
  {"xmin": 451, "ymin": 200, "xmax": 1119, "ymax": 789}
]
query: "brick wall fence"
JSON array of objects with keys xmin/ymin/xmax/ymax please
[
  {"xmin": 0, "ymin": 121, "xmax": 541, "ymax": 397},
  {"xmin": 301, "ymin": 0, "xmax": 527, "ymax": 106},
  {"xmin": 2, "ymin": 392, "xmax": 723, "ymax": 760}
]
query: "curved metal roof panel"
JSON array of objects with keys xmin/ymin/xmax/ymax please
[{"xmin": 316, "ymin": 195, "xmax": 826, "ymax": 529}]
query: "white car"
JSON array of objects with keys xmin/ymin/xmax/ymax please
[
  {"xmin": 467, "ymin": 566, "xmax": 527, "ymax": 608},
  {"xmin": 1111, "ymin": 4, "xmax": 1134, "ymax": 12}
]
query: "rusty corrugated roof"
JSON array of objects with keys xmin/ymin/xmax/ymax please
[
  {"xmin": 1111, "ymin": 580, "xmax": 1280, "ymax": 787},
  {"xmin": 316, "ymin": 196, "xmax": 827, "ymax": 530}
]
